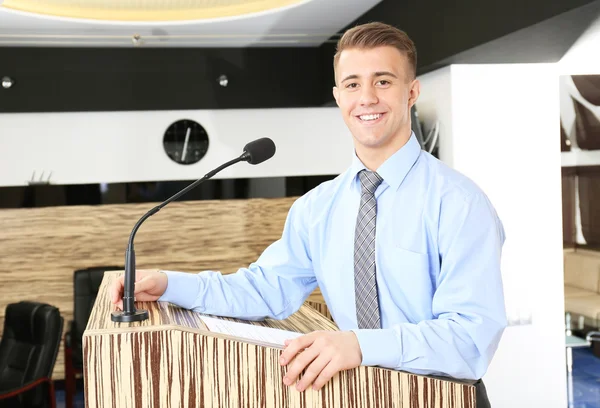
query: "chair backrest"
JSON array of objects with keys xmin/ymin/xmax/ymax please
[
  {"xmin": 0, "ymin": 301, "xmax": 63, "ymax": 407},
  {"xmin": 72, "ymin": 266, "xmax": 121, "ymax": 341}
]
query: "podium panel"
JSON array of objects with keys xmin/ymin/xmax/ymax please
[{"xmin": 84, "ymin": 272, "xmax": 476, "ymax": 407}]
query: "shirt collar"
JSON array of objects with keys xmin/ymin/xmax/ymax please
[{"xmin": 349, "ymin": 131, "xmax": 422, "ymax": 192}]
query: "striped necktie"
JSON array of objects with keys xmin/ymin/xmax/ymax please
[{"xmin": 354, "ymin": 169, "xmax": 384, "ymax": 329}]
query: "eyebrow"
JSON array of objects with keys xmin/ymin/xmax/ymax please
[{"xmin": 341, "ymin": 71, "xmax": 398, "ymax": 83}]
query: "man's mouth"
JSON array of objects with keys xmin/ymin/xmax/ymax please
[{"xmin": 356, "ymin": 113, "xmax": 385, "ymax": 123}]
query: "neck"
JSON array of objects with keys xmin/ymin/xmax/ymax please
[{"xmin": 356, "ymin": 127, "xmax": 412, "ymax": 171}]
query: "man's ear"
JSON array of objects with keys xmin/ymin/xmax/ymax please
[
  {"xmin": 408, "ymin": 79, "xmax": 420, "ymax": 109},
  {"xmin": 332, "ymin": 86, "xmax": 340, "ymax": 107}
]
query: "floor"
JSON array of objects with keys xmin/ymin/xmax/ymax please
[
  {"xmin": 55, "ymin": 388, "xmax": 85, "ymax": 408},
  {"xmin": 571, "ymin": 347, "xmax": 600, "ymax": 408}
]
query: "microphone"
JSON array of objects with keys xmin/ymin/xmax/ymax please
[{"xmin": 111, "ymin": 137, "xmax": 276, "ymax": 322}]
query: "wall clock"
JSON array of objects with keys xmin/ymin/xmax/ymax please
[{"xmin": 163, "ymin": 119, "xmax": 209, "ymax": 165}]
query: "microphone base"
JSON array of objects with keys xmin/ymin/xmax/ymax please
[{"xmin": 111, "ymin": 309, "xmax": 149, "ymax": 323}]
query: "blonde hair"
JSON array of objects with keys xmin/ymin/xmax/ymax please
[{"xmin": 333, "ymin": 22, "xmax": 417, "ymax": 80}]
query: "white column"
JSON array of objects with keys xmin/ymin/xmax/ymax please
[{"xmin": 418, "ymin": 63, "xmax": 566, "ymax": 408}]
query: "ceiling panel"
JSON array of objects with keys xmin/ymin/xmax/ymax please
[{"xmin": 0, "ymin": 0, "xmax": 382, "ymax": 47}]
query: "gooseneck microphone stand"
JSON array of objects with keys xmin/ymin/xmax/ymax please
[{"xmin": 111, "ymin": 154, "xmax": 250, "ymax": 322}]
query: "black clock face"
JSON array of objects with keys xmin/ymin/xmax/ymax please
[{"xmin": 163, "ymin": 119, "xmax": 209, "ymax": 165}]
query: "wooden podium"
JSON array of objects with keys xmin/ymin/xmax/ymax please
[{"xmin": 83, "ymin": 272, "xmax": 476, "ymax": 407}]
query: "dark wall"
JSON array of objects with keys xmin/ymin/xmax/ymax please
[{"xmin": 0, "ymin": 47, "xmax": 328, "ymax": 113}]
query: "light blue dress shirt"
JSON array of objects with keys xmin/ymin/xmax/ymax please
[{"xmin": 159, "ymin": 132, "xmax": 507, "ymax": 381}]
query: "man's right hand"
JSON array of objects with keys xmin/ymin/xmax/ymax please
[{"xmin": 110, "ymin": 269, "xmax": 168, "ymax": 310}]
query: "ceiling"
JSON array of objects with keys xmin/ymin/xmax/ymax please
[
  {"xmin": 0, "ymin": 0, "xmax": 382, "ymax": 47},
  {"xmin": 434, "ymin": 1, "xmax": 600, "ymax": 68}
]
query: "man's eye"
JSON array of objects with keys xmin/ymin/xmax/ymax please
[
  {"xmin": 346, "ymin": 83, "xmax": 358, "ymax": 89},
  {"xmin": 378, "ymin": 80, "xmax": 390, "ymax": 85}
]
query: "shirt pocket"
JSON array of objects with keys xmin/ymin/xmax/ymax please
[
  {"xmin": 380, "ymin": 245, "xmax": 430, "ymax": 269},
  {"xmin": 378, "ymin": 246, "xmax": 434, "ymax": 317}
]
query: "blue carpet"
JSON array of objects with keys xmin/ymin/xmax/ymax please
[
  {"xmin": 55, "ymin": 388, "xmax": 85, "ymax": 408},
  {"xmin": 571, "ymin": 347, "xmax": 600, "ymax": 408}
]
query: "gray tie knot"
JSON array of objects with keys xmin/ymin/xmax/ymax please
[{"xmin": 359, "ymin": 170, "xmax": 383, "ymax": 195}]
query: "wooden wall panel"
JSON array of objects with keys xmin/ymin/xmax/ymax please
[{"xmin": 0, "ymin": 197, "xmax": 327, "ymax": 380}]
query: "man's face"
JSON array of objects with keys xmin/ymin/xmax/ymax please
[{"xmin": 333, "ymin": 46, "xmax": 419, "ymax": 156}]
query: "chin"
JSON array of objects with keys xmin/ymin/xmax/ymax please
[{"xmin": 354, "ymin": 135, "xmax": 388, "ymax": 149}]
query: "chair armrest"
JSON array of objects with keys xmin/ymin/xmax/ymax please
[
  {"xmin": 64, "ymin": 320, "xmax": 76, "ymax": 348},
  {"xmin": 586, "ymin": 331, "xmax": 600, "ymax": 342},
  {"xmin": 0, "ymin": 377, "xmax": 52, "ymax": 400}
]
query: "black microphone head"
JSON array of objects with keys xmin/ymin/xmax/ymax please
[{"xmin": 242, "ymin": 137, "xmax": 276, "ymax": 165}]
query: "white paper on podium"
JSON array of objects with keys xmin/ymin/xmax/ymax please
[{"xmin": 200, "ymin": 315, "xmax": 303, "ymax": 346}]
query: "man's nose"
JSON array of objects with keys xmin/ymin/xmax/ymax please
[{"xmin": 359, "ymin": 86, "xmax": 378, "ymax": 105}]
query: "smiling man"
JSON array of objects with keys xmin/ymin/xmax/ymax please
[{"xmin": 110, "ymin": 22, "xmax": 506, "ymax": 408}]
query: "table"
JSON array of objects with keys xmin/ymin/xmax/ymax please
[{"xmin": 566, "ymin": 334, "xmax": 590, "ymax": 408}]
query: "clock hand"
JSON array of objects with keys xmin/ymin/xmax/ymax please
[{"xmin": 181, "ymin": 127, "xmax": 191, "ymax": 161}]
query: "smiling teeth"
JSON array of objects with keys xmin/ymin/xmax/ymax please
[{"xmin": 359, "ymin": 114, "xmax": 382, "ymax": 121}]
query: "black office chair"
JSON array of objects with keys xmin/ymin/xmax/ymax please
[
  {"xmin": 0, "ymin": 301, "xmax": 63, "ymax": 408},
  {"xmin": 64, "ymin": 266, "xmax": 122, "ymax": 408}
]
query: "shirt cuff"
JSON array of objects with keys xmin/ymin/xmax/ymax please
[
  {"xmin": 157, "ymin": 270, "xmax": 202, "ymax": 310},
  {"xmin": 352, "ymin": 328, "xmax": 402, "ymax": 368}
]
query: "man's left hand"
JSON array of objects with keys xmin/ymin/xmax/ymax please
[{"xmin": 279, "ymin": 330, "xmax": 363, "ymax": 392}]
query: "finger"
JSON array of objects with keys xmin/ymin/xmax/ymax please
[
  {"xmin": 312, "ymin": 361, "xmax": 340, "ymax": 391},
  {"xmin": 280, "ymin": 333, "xmax": 317, "ymax": 366},
  {"xmin": 113, "ymin": 293, "xmax": 153, "ymax": 310},
  {"xmin": 295, "ymin": 354, "xmax": 332, "ymax": 392},
  {"xmin": 132, "ymin": 293, "xmax": 160, "ymax": 302},
  {"xmin": 112, "ymin": 270, "xmax": 150, "ymax": 301},
  {"xmin": 283, "ymin": 344, "xmax": 320, "ymax": 386},
  {"xmin": 134, "ymin": 276, "xmax": 156, "ymax": 294},
  {"xmin": 110, "ymin": 275, "xmax": 125, "ymax": 304}
]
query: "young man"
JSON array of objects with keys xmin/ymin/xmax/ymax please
[{"xmin": 111, "ymin": 22, "xmax": 506, "ymax": 407}]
